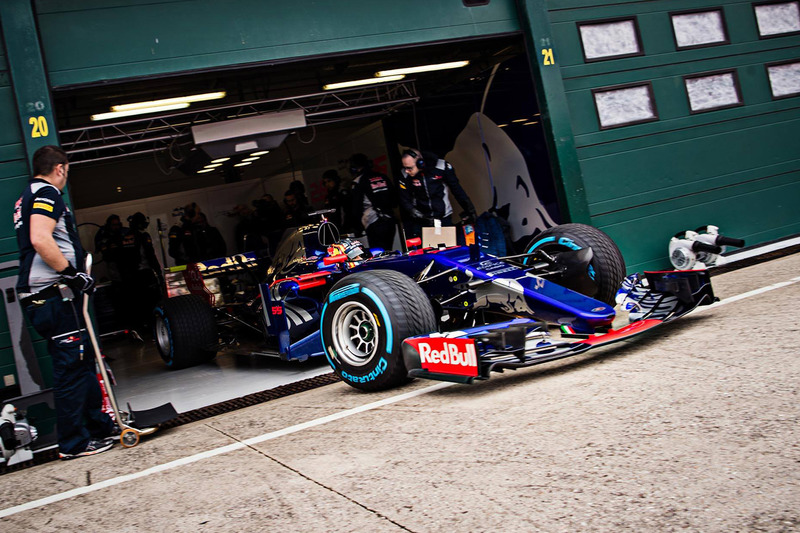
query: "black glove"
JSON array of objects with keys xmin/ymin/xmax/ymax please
[
  {"xmin": 58, "ymin": 264, "xmax": 95, "ymax": 294},
  {"xmin": 410, "ymin": 208, "xmax": 433, "ymax": 225},
  {"xmin": 461, "ymin": 209, "xmax": 477, "ymax": 225}
]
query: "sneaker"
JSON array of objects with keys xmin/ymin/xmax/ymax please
[{"xmin": 59, "ymin": 438, "xmax": 114, "ymax": 460}]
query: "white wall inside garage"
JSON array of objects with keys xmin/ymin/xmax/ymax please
[
  {"xmin": 75, "ymin": 171, "xmax": 298, "ymax": 278},
  {"xmin": 73, "ymin": 120, "xmax": 392, "ymax": 278}
]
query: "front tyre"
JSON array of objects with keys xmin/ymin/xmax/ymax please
[
  {"xmin": 321, "ymin": 270, "xmax": 436, "ymax": 391},
  {"xmin": 524, "ymin": 223, "xmax": 626, "ymax": 305},
  {"xmin": 153, "ymin": 295, "xmax": 218, "ymax": 369}
]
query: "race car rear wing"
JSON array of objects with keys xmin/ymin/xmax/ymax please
[{"xmin": 402, "ymin": 269, "xmax": 716, "ymax": 384}]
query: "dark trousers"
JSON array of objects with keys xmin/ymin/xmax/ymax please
[
  {"xmin": 23, "ymin": 294, "xmax": 114, "ymax": 454},
  {"xmin": 366, "ymin": 217, "xmax": 397, "ymax": 251}
]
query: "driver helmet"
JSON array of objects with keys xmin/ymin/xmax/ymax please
[{"xmin": 327, "ymin": 238, "xmax": 366, "ymax": 263}]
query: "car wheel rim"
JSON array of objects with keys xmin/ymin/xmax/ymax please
[
  {"xmin": 331, "ymin": 301, "xmax": 379, "ymax": 366},
  {"xmin": 155, "ymin": 315, "xmax": 171, "ymax": 355}
]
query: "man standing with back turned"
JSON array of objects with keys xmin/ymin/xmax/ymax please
[{"xmin": 13, "ymin": 145, "xmax": 116, "ymax": 460}]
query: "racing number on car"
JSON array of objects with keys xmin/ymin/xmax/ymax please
[
  {"xmin": 541, "ymin": 48, "xmax": 554, "ymax": 66},
  {"xmin": 29, "ymin": 116, "xmax": 49, "ymax": 138}
]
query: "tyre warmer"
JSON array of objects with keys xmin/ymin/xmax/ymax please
[{"xmin": 402, "ymin": 270, "xmax": 716, "ymax": 383}]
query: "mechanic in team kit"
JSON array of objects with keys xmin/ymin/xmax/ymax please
[
  {"xmin": 94, "ymin": 213, "xmax": 125, "ymax": 280},
  {"xmin": 397, "ymin": 148, "xmax": 477, "ymax": 239},
  {"xmin": 168, "ymin": 202, "xmax": 227, "ymax": 264},
  {"xmin": 322, "ymin": 168, "xmax": 357, "ymax": 235},
  {"xmin": 282, "ymin": 189, "xmax": 311, "ymax": 228},
  {"xmin": 349, "ymin": 153, "xmax": 398, "ymax": 250},
  {"xmin": 13, "ymin": 145, "xmax": 116, "ymax": 460}
]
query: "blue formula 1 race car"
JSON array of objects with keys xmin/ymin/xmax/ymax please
[{"xmin": 153, "ymin": 215, "xmax": 716, "ymax": 391}]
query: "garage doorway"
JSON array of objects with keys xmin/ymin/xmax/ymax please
[{"xmin": 51, "ymin": 33, "xmax": 561, "ymax": 413}]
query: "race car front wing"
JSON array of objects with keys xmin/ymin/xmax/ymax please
[{"xmin": 402, "ymin": 270, "xmax": 716, "ymax": 384}]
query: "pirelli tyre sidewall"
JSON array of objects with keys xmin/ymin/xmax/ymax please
[{"xmin": 321, "ymin": 270, "xmax": 436, "ymax": 392}]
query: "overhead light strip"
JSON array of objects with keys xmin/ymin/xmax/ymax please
[
  {"xmin": 323, "ymin": 75, "xmax": 405, "ymax": 91},
  {"xmin": 375, "ymin": 60, "xmax": 469, "ymax": 77},
  {"xmin": 90, "ymin": 102, "xmax": 190, "ymax": 122},
  {"xmin": 111, "ymin": 91, "xmax": 227, "ymax": 112}
]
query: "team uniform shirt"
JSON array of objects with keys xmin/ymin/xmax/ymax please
[
  {"xmin": 351, "ymin": 171, "xmax": 397, "ymax": 229},
  {"xmin": 14, "ymin": 179, "xmax": 84, "ymax": 294},
  {"xmin": 398, "ymin": 158, "xmax": 475, "ymax": 221}
]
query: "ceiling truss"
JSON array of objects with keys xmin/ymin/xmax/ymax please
[{"xmin": 60, "ymin": 80, "xmax": 418, "ymax": 165}]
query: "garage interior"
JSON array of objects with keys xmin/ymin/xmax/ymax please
[{"xmin": 52, "ymin": 34, "xmax": 561, "ymax": 413}]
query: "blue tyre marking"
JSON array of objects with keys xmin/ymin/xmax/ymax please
[
  {"xmin": 360, "ymin": 287, "xmax": 393, "ymax": 351},
  {"xmin": 556, "ymin": 237, "xmax": 580, "ymax": 251},
  {"xmin": 528, "ymin": 234, "xmax": 595, "ymax": 280},
  {"xmin": 526, "ymin": 236, "xmax": 556, "ymax": 254},
  {"xmin": 320, "ymin": 297, "xmax": 339, "ymax": 370}
]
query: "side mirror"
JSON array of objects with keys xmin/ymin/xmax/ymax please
[{"xmin": 405, "ymin": 237, "xmax": 422, "ymax": 248}]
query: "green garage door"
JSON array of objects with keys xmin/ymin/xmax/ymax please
[
  {"xmin": 0, "ymin": 34, "xmax": 51, "ymax": 398},
  {"xmin": 35, "ymin": 0, "xmax": 521, "ymax": 88},
  {"xmin": 550, "ymin": 0, "xmax": 800, "ymax": 271}
]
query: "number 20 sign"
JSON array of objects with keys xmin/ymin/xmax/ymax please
[{"xmin": 28, "ymin": 116, "xmax": 49, "ymax": 138}]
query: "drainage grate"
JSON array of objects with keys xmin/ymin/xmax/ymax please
[{"xmin": 162, "ymin": 372, "xmax": 341, "ymax": 428}]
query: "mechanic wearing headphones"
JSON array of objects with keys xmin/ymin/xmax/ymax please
[
  {"xmin": 14, "ymin": 145, "xmax": 116, "ymax": 460},
  {"xmin": 349, "ymin": 153, "xmax": 398, "ymax": 251},
  {"xmin": 397, "ymin": 148, "xmax": 477, "ymax": 239}
]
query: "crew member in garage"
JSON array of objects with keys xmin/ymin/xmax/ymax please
[
  {"xmin": 94, "ymin": 214, "xmax": 125, "ymax": 281},
  {"xmin": 168, "ymin": 202, "xmax": 227, "ymax": 264},
  {"xmin": 252, "ymin": 193, "xmax": 285, "ymax": 256},
  {"xmin": 282, "ymin": 189, "xmax": 310, "ymax": 228},
  {"xmin": 14, "ymin": 145, "xmax": 116, "ymax": 460},
  {"xmin": 126, "ymin": 212, "xmax": 164, "ymax": 327},
  {"xmin": 349, "ymin": 153, "xmax": 398, "ymax": 250},
  {"xmin": 397, "ymin": 148, "xmax": 477, "ymax": 239},
  {"xmin": 322, "ymin": 169, "xmax": 357, "ymax": 235}
]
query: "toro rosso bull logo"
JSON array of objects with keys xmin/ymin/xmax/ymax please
[{"xmin": 406, "ymin": 338, "xmax": 478, "ymax": 377}]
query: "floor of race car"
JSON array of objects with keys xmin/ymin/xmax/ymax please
[{"xmin": 105, "ymin": 335, "xmax": 332, "ymax": 413}]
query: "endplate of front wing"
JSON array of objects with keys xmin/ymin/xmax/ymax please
[{"xmin": 403, "ymin": 269, "xmax": 716, "ymax": 383}]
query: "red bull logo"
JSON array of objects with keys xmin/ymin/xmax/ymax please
[{"xmin": 407, "ymin": 337, "xmax": 478, "ymax": 377}]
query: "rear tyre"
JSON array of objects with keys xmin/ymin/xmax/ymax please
[
  {"xmin": 153, "ymin": 295, "xmax": 218, "ymax": 369},
  {"xmin": 321, "ymin": 270, "xmax": 436, "ymax": 391},
  {"xmin": 524, "ymin": 223, "xmax": 626, "ymax": 305}
]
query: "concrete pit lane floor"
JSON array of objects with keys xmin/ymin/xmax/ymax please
[
  {"xmin": 106, "ymin": 335, "xmax": 332, "ymax": 413},
  {"xmin": 1, "ymin": 253, "xmax": 799, "ymax": 532}
]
